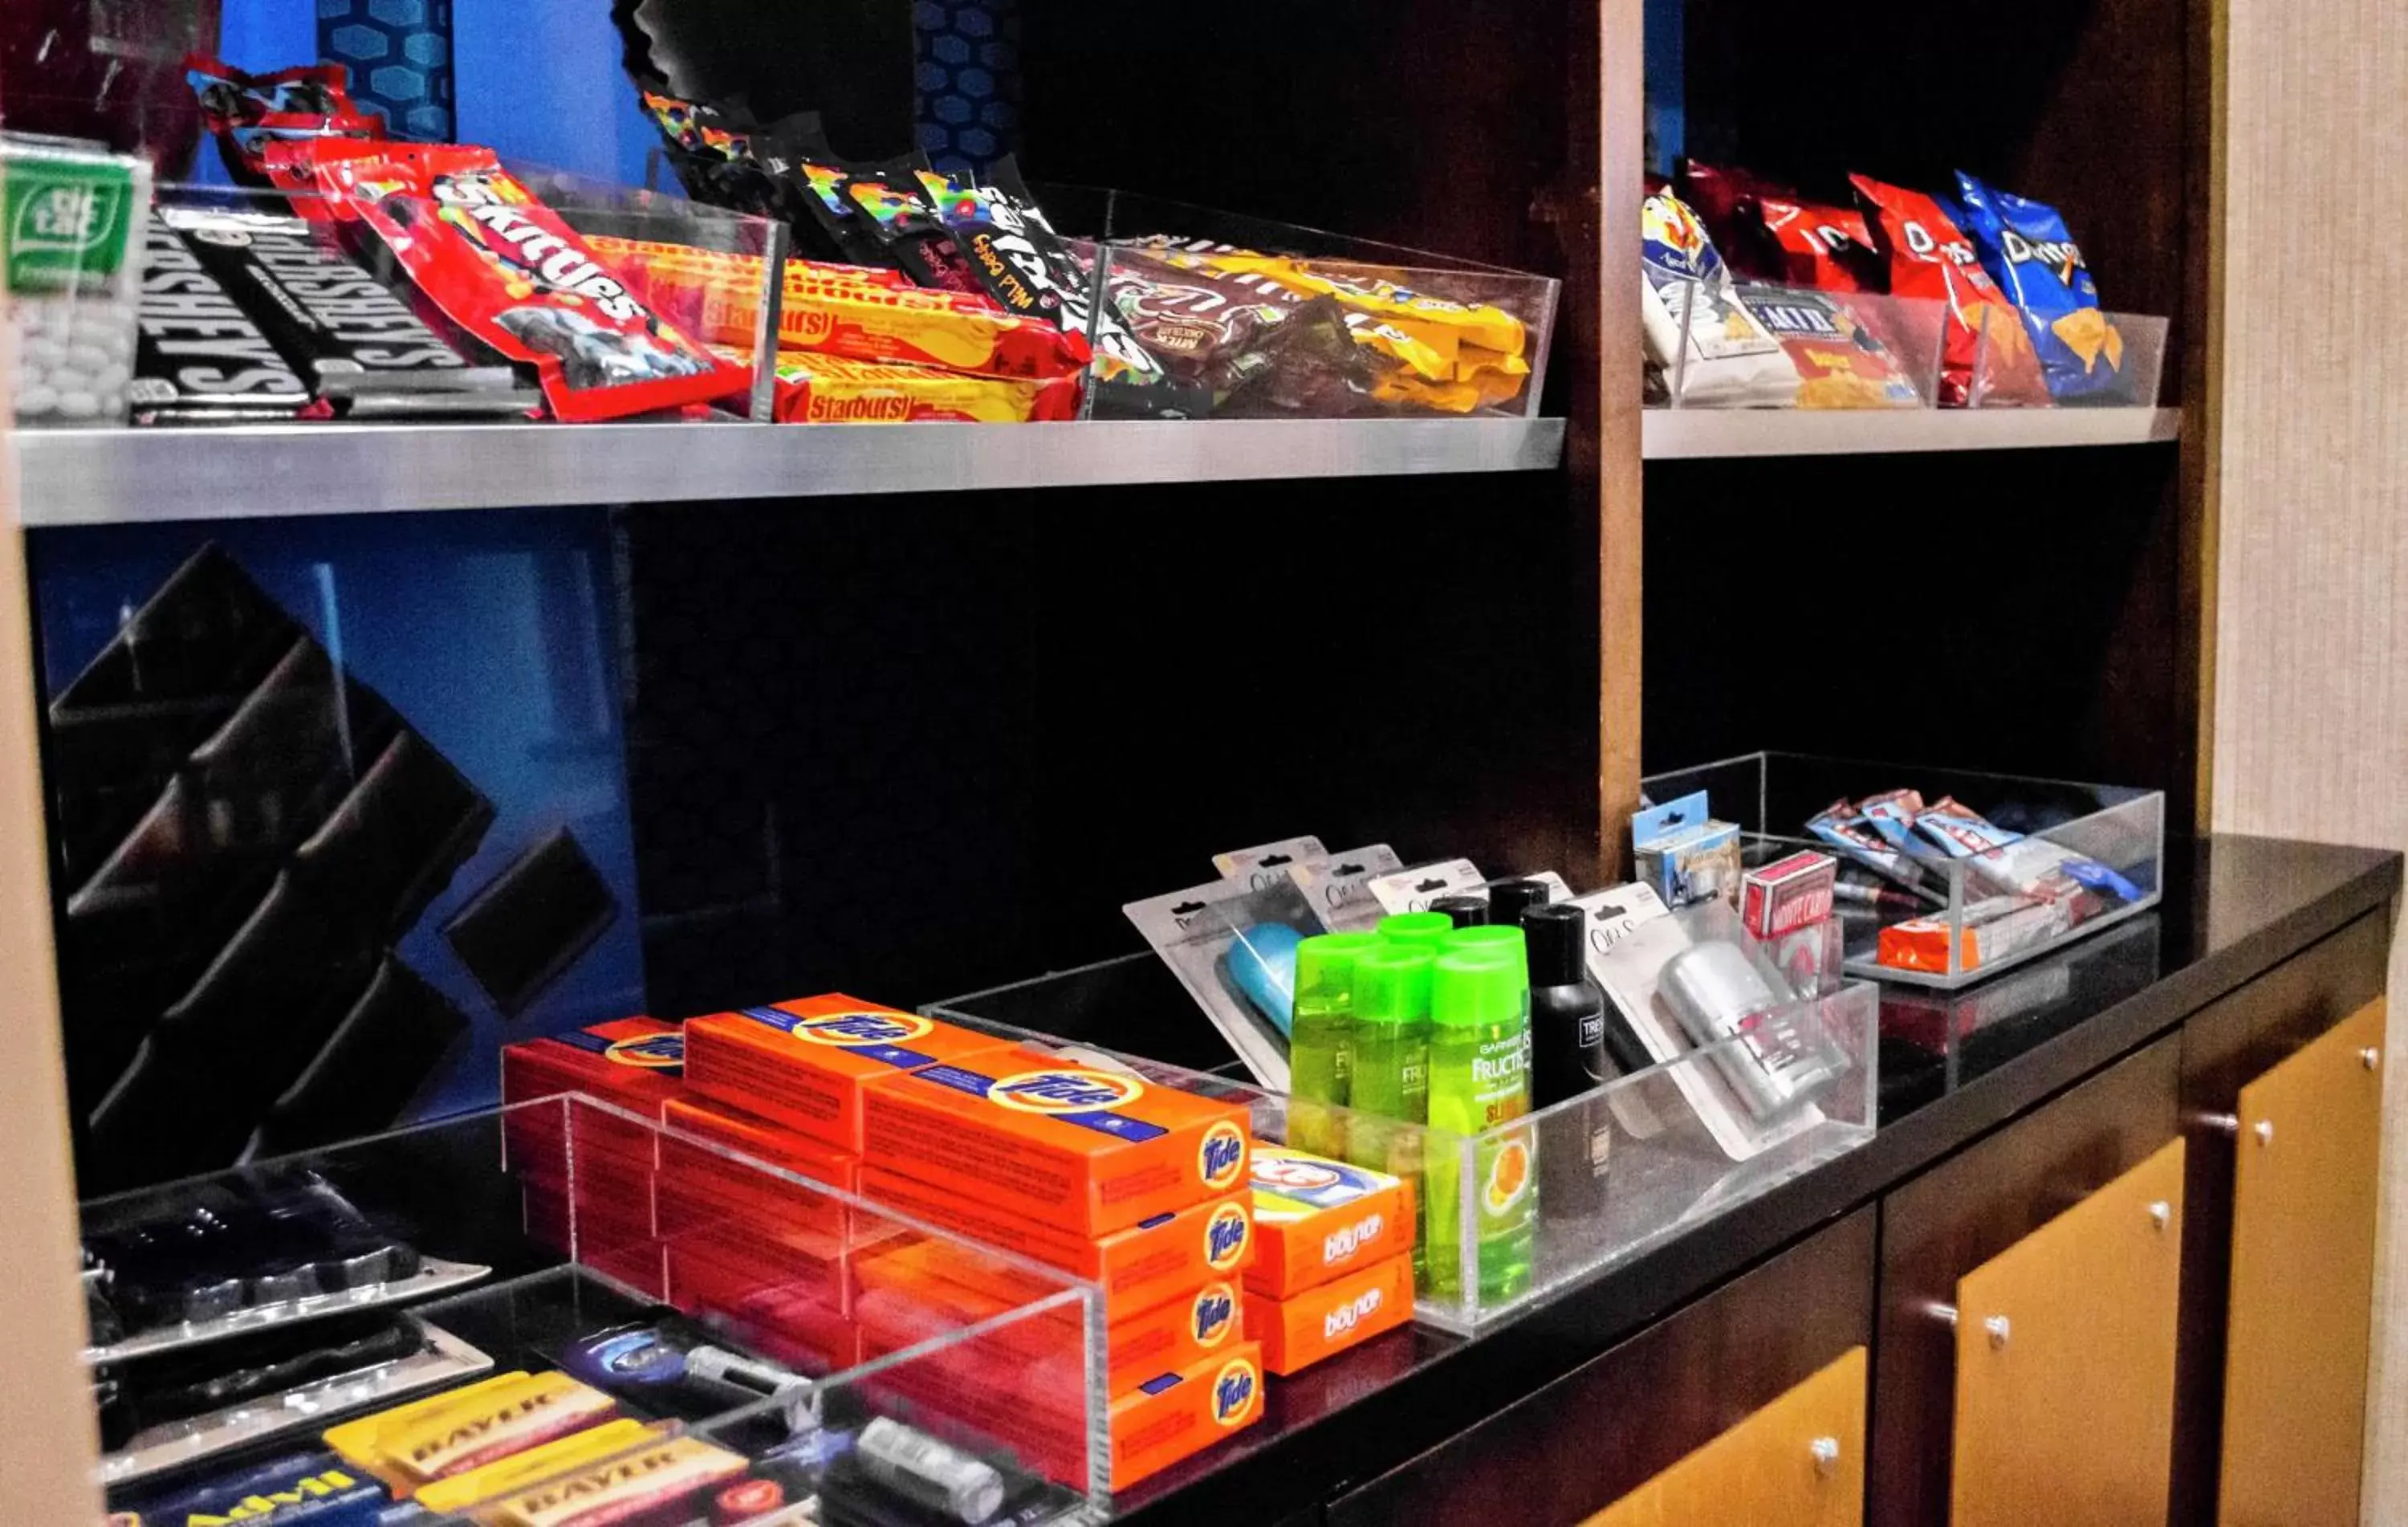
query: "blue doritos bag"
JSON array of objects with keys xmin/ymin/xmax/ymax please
[{"xmin": 1953, "ymin": 173, "xmax": 2124, "ymax": 401}]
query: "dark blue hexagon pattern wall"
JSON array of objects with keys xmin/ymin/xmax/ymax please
[{"xmin": 317, "ymin": 0, "xmax": 457, "ymax": 141}]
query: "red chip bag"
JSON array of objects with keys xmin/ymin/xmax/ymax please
[
  {"xmin": 285, "ymin": 140, "xmax": 746, "ymax": 421},
  {"xmin": 1675, "ymin": 159, "xmax": 1780, "ymax": 279},
  {"xmin": 1749, "ymin": 196, "xmax": 1885, "ymax": 293},
  {"xmin": 1850, "ymin": 173, "xmax": 2049, "ymax": 408}
]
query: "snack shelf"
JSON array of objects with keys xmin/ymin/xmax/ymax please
[
  {"xmin": 9, "ymin": 416, "xmax": 1568, "ymax": 526},
  {"xmin": 1641, "ymin": 405, "xmax": 2181, "ymax": 460}
]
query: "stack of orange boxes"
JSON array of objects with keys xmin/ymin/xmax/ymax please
[{"xmin": 1245, "ymin": 1143, "xmax": 1417, "ymax": 1375}]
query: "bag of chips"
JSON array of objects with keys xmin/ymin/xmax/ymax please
[
  {"xmin": 1852, "ymin": 174, "xmax": 2049, "ymax": 408},
  {"xmin": 1952, "ymin": 173, "xmax": 2125, "ymax": 402},
  {"xmin": 1736, "ymin": 285, "xmax": 1922, "ymax": 409},
  {"xmin": 1639, "ymin": 190, "xmax": 1795, "ymax": 407},
  {"xmin": 1674, "ymin": 160, "xmax": 1782, "ymax": 280},
  {"xmin": 1747, "ymin": 194, "xmax": 1885, "ymax": 293}
]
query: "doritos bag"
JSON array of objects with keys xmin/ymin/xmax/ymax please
[
  {"xmin": 1747, "ymin": 195, "xmax": 1885, "ymax": 293},
  {"xmin": 1852, "ymin": 174, "xmax": 2048, "ymax": 408},
  {"xmin": 1952, "ymin": 173, "xmax": 2125, "ymax": 401},
  {"xmin": 284, "ymin": 140, "xmax": 746, "ymax": 421}
]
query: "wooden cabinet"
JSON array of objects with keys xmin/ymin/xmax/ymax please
[
  {"xmin": 1583, "ymin": 1347, "xmax": 1865, "ymax": 1527},
  {"xmin": 1328, "ymin": 1208, "xmax": 1876, "ymax": 1527},
  {"xmin": 2216, "ymin": 999, "xmax": 2386, "ymax": 1527},
  {"xmin": 1949, "ymin": 1138, "xmax": 2187, "ymax": 1527},
  {"xmin": 1873, "ymin": 1031, "xmax": 2183, "ymax": 1525}
]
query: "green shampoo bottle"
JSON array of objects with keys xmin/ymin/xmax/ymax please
[{"xmin": 1425, "ymin": 946, "xmax": 1535, "ymax": 1306}]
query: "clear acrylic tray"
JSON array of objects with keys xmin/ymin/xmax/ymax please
[{"xmin": 1641, "ymin": 750, "xmax": 2166, "ymax": 989}]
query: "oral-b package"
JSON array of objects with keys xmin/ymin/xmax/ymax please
[
  {"xmin": 1125, "ymin": 875, "xmax": 1330, "ymax": 1089},
  {"xmin": 1951, "ymin": 172, "xmax": 2124, "ymax": 401}
]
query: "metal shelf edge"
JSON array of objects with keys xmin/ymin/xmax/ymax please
[
  {"xmin": 10, "ymin": 417, "xmax": 1568, "ymax": 527},
  {"xmin": 1641, "ymin": 405, "xmax": 2182, "ymax": 460}
]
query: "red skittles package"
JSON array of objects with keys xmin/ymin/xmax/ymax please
[
  {"xmin": 1851, "ymin": 174, "xmax": 2049, "ymax": 407},
  {"xmin": 284, "ymin": 141, "xmax": 745, "ymax": 421}
]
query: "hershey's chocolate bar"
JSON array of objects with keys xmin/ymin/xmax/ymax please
[{"xmin": 129, "ymin": 209, "xmax": 313, "ymax": 422}]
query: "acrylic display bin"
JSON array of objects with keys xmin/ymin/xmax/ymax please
[
  {"xmin": 1644, "ymin": 271, "xmax": 2169, "ymax": 411},
  {"xmin": 929, "ymin": 971, "xmax": 1879, "ymax": 1335},
  {"xmin": 84, "ymin": 1095, "xmax": 1107, "ymax": 1517},
  {"xmin": 1641, "ymin": 750, "xmax": 2166, "ymax": 990},
  {"xmin": 1046, "ymin": 185, "xmax": 1560, "ymax": 422}
]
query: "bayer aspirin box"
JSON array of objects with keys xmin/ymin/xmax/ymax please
[
  {"xmin": 1246, "ymin": 1143, "xmax": 1415, "ymax": 1298},
  {"xmin": 859, "ymin": 1045, "xmax": 1252, "ymax": 1237},
  {"xmin": 683, "ymin": 994, "xmax": 1015, "ymax": 1150}
]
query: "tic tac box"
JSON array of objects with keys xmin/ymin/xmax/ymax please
[
  {"xmin": 683, "ymin": 995, "xmax": 1014, "ymax": 1150},
  {"xmin": 656, "ymin": 1094, "xmax": 858, "ymax": 1241},
  {"xmin": 1246, "ymin": 1253, "xmax": 1414, "ymax": 1376},
  {"xmin": 857, "ymin": 1166, "xmax": 1253, "ymax": 1322},
  {"xmin": 1247, "ymin": 1144, "xmax": 1414, "ymax": 1298},
  {"xmin": 1109, "ymin": 1343, "xmax": 1265, "ymax": 1490},
  {"xmin": 859, "ymin": 1047, "xmax": 1252, "ymax": 1237}
]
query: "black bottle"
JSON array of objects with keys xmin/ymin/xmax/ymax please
[
  {"xmin": 1523, "ymin": 904, "xmax": 1610, "ymax": 1105},
  {"xmin": 1430, "ymin": 894, "xmax": 1490, "ymax": 930},
  {"xmin": 1524, "ymin": 902, "xmax": 1616, "ymax": 1220},
  {"xmin": 1487, "ymin": 877, "xmax": 1552, "ymax": 926}
]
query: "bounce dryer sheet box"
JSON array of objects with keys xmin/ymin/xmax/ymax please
[
  {"xmin": 1245, "ymin": 1252, "xmax": 1414, "ymax": 1375},
  {"xmin": 858, "ymin": 1165, "xmax": 1252, "ymax": 1323},
  {"xmin": 1246, "ymin": 1143, "xmax": 1414, "ymax": 1299},
  {"xmin": 683, "ymin": 994, "xmax": 1015, "ymax": 1151},
  {"xmin": 858, "ymin": 1044, "xmax": 1252, "ymax": 1236}
]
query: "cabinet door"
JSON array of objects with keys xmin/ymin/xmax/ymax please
[
  {"xmin": 2217, "ymin": 998, "xmax": 2386, "ymax": 1527},
  {"xmin": 1584, "ymin": 1346, "xmax": 1866, "ymax": 1527},
  {"xmin": 1950, "ymin": 1138, "xmax": 2186, "ymax": 1527}
]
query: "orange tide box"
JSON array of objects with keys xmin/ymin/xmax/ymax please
[
  {"xmin": 857, "ymin": 1166, "xmax": 1251, "ymax": 1321},
  {"xmin": 655, "ymin": 1095, "xmax": 857, "ymax": 1240},
  {"xmin": 1246, "ymin": 1253, "xmax": 1413, "ymax": 1376},
  {"xmin": 682, "ymin": 996, "xmax": 1014, "ymax": 1150},
  {"xmin": 860, "ymin": 1048, "xmax": 1253, "ymax": 1236},
  {"xmin": 1247, "ymin": 1143, "xmax": 1414, "ymax": 1297},
  {"xmin": 500, "ymin": 1017, "xmax": 687, "ymax": 1174},
  {"xmin": 1112, "ymin": 1343, "xmax": 1264, "ymax": 1490}
]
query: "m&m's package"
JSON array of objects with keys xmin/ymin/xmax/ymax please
[
  {"xmin": 1852, "ymin": 174, "xmax": 2049, "ymax": 408},
  {"xmin": 1639, "ymin": 189, "xmax": 1794, "ymax": 407},
  {"xmin": 1952, "ymin": 172, "xmax": 2125, "ymax": 402}
]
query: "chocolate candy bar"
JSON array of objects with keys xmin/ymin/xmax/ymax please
[
  {"xmin": 157, "ymin": 205, "xmax": 535, "ymax": 416},
  {"xmin": 129, "ymin": 209, "xmax": 315, "ymax": 424}
]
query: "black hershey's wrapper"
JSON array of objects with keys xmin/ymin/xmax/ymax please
[
  {"xmin": 158, "ymin": 206, "xmax": 536, "ymax": 415},
  {"xmin": 129, "ymin": 210, "xmax": 315, "ymax": 424}
]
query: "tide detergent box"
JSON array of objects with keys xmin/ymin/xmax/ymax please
[
  {"xmin": 857, "ymin": 1165, "xmax": 1251, "ymax": 1322},
  {"xmin": 684, "ymin": 995, "xmax": 1014, "ymax": 1150},
  {"xmin": 1247, "ymin": 1144, "xmax": 1414, "ymax": 1297},
  {"xmin": 1110, "ymin": 1343, "xmax": 1265, "ymax": 1489},
  {"xmin": 656, "ymin": 1094, "xmax": 858, "ymax": 1241},
  {"xmin": 500, "ymin": 1016, "xmax": 687, "ymax": 1182},
  {"xmin": 859, "ymin": 1046, "xmax": 1251, "ymax": 1236},
  {"xmin": 1246, "ymin": 1252, "xmax": 1414, "ymax": 1375}
]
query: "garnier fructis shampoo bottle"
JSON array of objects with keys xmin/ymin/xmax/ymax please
[
  {"xmin": 1288, "ymin": 932, "xmax": 1381, "ymax": 1157},
  {"xmin": 1425, "ymin": 945, "xmax": 1535, "ymax": 1307},
  {"xmin": 1348, "ymin": 944, "xmax": 1435, "ymax": 1284}
]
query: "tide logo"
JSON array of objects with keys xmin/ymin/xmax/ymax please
[
  {"xmin": 1210, "ymin": 1358, "xmax": 1259, "ymax": 1427},
  {"xmin": 1190, "ymin": 1282, "xmax": 1238, "ymax": 1348},
  {"xmin": 1198, "ymin": 1121, "xmax": 1247, "ymax": 1191},
  {"xmin": 1203, "ymin": 1202, "xmax": 1251, "ymax": 1271},
  {"xmin": 1253, "ymin": 1154, "xmax": 1342, "ymax": 1194},
  {"xmin": 604, "ymin": 1033, "xmax": 685, "ymax": 1069},
  {"xmin": 789, "ymin": 1010, "xmax": 934, "ymax": 1048},
  {"xmin": 987, "ymin": 1069, "xmax": 1145, "ymax": 1114}
]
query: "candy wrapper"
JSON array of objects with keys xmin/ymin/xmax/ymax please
[
  {"xmin": 1953, "ymin": 172, "xmax": 2125, "ymax": 402},
  {"xmin": 837, "ymin": 156, "xmax": 987, "ymax": 295},
  {"xmin": 1640, "ymin": 189, "xmax": 1794, "ymax": 407},
  {"xmin": 1736, "ymin": 285, "xmax": 1923, "ymax": 409},
  {"xmin": 130, "ymin": 209, "xmax": 317, "ymax": 424},
  {"xmin": 980, "ymin": 160, "xmax": 1168, "ymax": 389},
  {"xmin": 279, "ymin": 141, "xmax": 744, "ymax": 421},
  {"xmin": 713, "ymin": 344, "xmax": 1081, "ymax": 423},
  {"xmin": 1851, "ymin": 173, "xmax": 2048, "ymax": 409},
  {"xmin": 187, "ymin": 56, "xmax": 384, "ymax": 189}
]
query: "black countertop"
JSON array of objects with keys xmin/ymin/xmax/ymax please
[{"xmin": 968, "ymin": 834, "xmax": 2398, "ymax": 1521}]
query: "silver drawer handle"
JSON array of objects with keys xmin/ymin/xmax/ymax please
[
  {"xmin": 1985, "ymin": 1315, "xmax": 2011, "ymax": 1350},
  {"xmin": 2254, "ymin": 1119, "xmax": 2275, "ymax": 1146},
  {"xmin": 2362, "ymin": 1047, "xmax": 2381, "ymax": 1071},
  {"xmin": 1810, "ymin": 1436, "xmax": 1841, "ymax": 1476},
  {"xmin": 2150, "ymin": 1200, "xmax": 2172, "ymax": 1230}
]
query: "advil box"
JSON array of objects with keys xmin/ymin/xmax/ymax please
[
  {"xmin": 857, "ymin": 1166, "xmax": 1251, "ymax": 1322},
  {"xmin": 683, "ymin": 995, "xmax": 1014, "ymax": 1150},
  {"xmin": 1247, "ymin": 1144, "xmax": 1414, "ymax": 1298},
  {"xmin": 859, "ymin": 1047, "xmax": 1251, "ymax": 1237},
  {"xmin": 1245, "ymin": 1253, "xmax": 1413, "ymax": 1376}
]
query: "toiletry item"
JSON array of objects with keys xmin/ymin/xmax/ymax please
[
  {"xmin": 1287, "ymin": 845, "xmax": 1408, "ymax": 932},
  {"xmin": 1212, "ymin": 835, "xmax": 1328, "ymax": 883},
  {"xmin": 1913, "ymin": 796, "xmax": 2142, "ymax": 906},
  {"xmin": 856, "ymin": 1417, "xmax": 1007, "ymax": 1525},
  {"xmin": 1222, "ymin": 922, "xmax": 1304, "ymax": 1036},
  {"xmin": 1526, "ymin": 904, "xmax": 1616, "ymax": 1220},
  {"xmin": 1374, "ymin": 910, "xmax": 1454, "ymax": 949},
  {"xmin": 1440, "ymin": 923, "xmax": 1530, "ymax": 983},
  {"xmin": 1485, "ymin": 878, "xmax": 1552, "ymax": 926},
  {"xmin": 1430, "ymin": 894, "xmax": 1490, "ymax": 930},
  {"xmin": 1658, "ymin": 942, "xmax": 1843, "ymax": 1116},
  {"xmin": 559, "ymin": 1321, "xmax": 814, "ymax": 1430},
  {"xmin": 1424, "ymin": 952, "xmax": 1534, "ymax": 1305},
  {"xmin": 1631, "ymin": 792, "xmax": 1743, "ymax": 910},
  {"xmin": 1346, "ymin": 945, "xmax": 1434, "ymax": 1285},
  {"xmin": 1248, "ymin": 1144, "xmax": 1413, "ymax": 1298},
  {"xmin": 1366, "ymin": 858, "xmax": 1487, "ymax": 917},
  {"xmin": 1288, "ymin": 932, "xmax": 1381, "ymax": 1155},
  {"xmin": 1247, "ymin": 1253, "xmax": 1414, "ymax": 1376},
  {"xmin": 1741, "ymin": 851, "xmax": 1838, "ymax": 939},
  {"xmin": 1879, "ymin": 894, "xmax": 2064, "ymax": 975}
]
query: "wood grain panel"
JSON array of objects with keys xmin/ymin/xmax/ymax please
[
  {"xmin": 1950, "ymin": 1138, "xmax": 2187, "ymax": 1527},
  {"xmin": 1584, "ymin": 1347, "xmax": 1865, "ymax": 1527},
  {"xmin": 2219, "ymin": 1000, "xmax": 2387, "ymax": 1527},
  {"xmin": 2207, "ymin": 0, "xmax": 2408, "ymax": 1516}
]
